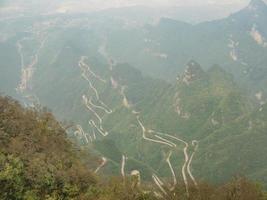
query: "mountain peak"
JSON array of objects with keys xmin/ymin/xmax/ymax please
[
  {"xmin": 179, "ymin": 60, "xmax": 205, "ymax": 85},
  {"xmin": 229, "ymin": 0, "xmax": 267, "ymax": 22},
  {"xmin": 247, "ymin": 0, "xmax": 267, "ymax": 11},
  {"xmin": 249, "ymin": 0, "xmax": 266, "ymax": 7},
  {"xmin": 185, "ymin": 60, "xmax": 203, "ymax": 73}
]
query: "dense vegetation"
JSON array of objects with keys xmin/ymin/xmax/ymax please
[
  {"xmin": 0, "ymin": 0, "xmax": 267, "ymax": 195},
  {"xmin": 0, "ymin": 96, "xmax": 97, "ymax": 199},
  {"xmin": 1, "ymin": 95, "xmax": 267, "ymax": 200}
]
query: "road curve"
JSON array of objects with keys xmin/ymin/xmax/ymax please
[
  {"xmin": 95, "ymin": 157, "xmax": 107, "ymax": 173},
  {"xmin": 74, "ymin": 125, "xmax": 92, "ymax": 143},
  {"xmin": 166, "ymin": 151, "xmax": 177, "ymax": 190},
  {"xmin": 79, "ymin": 56, "xmax": 113, "ymax": 139},
  {"xmin": 89, "ymin": 120, "xmax": 108, "ymax": 137},
  {"xmin": 152, "ymin": 174, "xmax": 167, "ymax": 195},
  {"xmin": 121, "ymin": 155, "xmax": 127, "ymax": 179},
  {"xmin": 149, "ymin": 130, "xmax": 190, "ymax": 195},
  {"xmin": 80, "ymin": 56, "xmax": 106, "ymax": 83},
  {"xmin": 136, "ymin": 117, "xmax": 174, "ymax": 147},
  {"xmin": 187, "ymin": 140, "xmax": 199, "ymax": 187}
]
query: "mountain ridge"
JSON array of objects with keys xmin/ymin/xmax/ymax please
[{"xmin": 0, "ymin": 0, "xmax": 267, "ymax": 189}]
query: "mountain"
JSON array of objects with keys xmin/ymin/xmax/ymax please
[
  {"xmin": 0, "ymin": 96, "xmax": 97, "ymax": 199},
  {"xmin": 0, "ymin": 0, "xmax": 267, "ymax": 190},
  {"xmin": 195, "ymin": 102, "xmax": 267, "ymax": 184},
  {"xmin": 232, "ymin": 0, "xmax": 267, "ymax": 20},
  {"xmin": 1, "ymin": 95, "xmax": 266, "ymax": 199},
  {"xmin": 27, "ymin": 53, "xmax": 259, "ymax": 186},
  {"xmin": 103, "ymin": 0, "xmax": 267, "ymax": 97}
]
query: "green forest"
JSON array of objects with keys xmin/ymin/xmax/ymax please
[{"xmin": 1, "ymin": 96, "xmax": 267, "ymax": 200}]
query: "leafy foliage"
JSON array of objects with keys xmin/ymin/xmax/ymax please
[{"xmin": 0, "ymin": 96, "xmax": 96, "ymax": 199}]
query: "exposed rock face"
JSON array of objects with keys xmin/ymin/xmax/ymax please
[
  {"xmin": 250, "ymin": 25, "xmax": 267, "ymax": 47},
  {"xmin": 181, "ymin": 60, "xmax": 205, "ymax": 85}
]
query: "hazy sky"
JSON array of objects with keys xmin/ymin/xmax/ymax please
[{"xmin": 2, "ymin": 0, "xmax": 266, "ymax": 16}]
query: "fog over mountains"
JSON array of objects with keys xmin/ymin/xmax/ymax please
[
  {"xmin": 0, "ymin": 0, "xmax": 267, "ymax": 195},
  {"xmin": 0, "ymin": 0, "xmax": 255, "ymax": 23}
]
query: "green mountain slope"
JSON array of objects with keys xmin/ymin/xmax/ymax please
[
  {"xmin": 0, "ymin": 96, "xmax": 97, "ymax": 199},
  {"xmin": 0, "ymin": 0, "xmax": 267, "ymax": 189}
]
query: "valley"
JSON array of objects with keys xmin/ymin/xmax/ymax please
[{"xmin": 0, "ymin": 0, "xmax": 267, "ymax": 195}]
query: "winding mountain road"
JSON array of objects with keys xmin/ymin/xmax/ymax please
[
  {"xmin": 74, "ymin": 125, "xmax": 92, "ymax": 143},
  {"xmin": 136, "ymin": 117, "xmax": 174, "ymax": 147},
  {"xmin": 187, "ymin": 140, "xmax": 199, "ymax": 187},
  {"xmin": 79, "ymin": 56, "xmax": 113, "ymax": 138},
  {"xmin": 89, "ymin": 96, "xmax": 112, "ymax": 114},
  {"xmin": 146, "ymin": 129, "xmax": 199, "ymax": 195},
  {"xmin": 166, "ymin": 151, "xmax": 177, "ymax": 190},
  {"xmin": 152, "ymin": 174, "xmax": 167, "ymax": 195},
  {"xmin": 95, "ymin": 157, "xmax": 107, "ymax": 173},
  {"xmin": 89, "ymin": 120, "xmax": 108, "ymax": 137},
  {"xmin": 79, "ymin": 56, "xmax": 106, "ymax": 83},
  {"xmin": 79, "ymin": 48, "xmax": 199, "ymax": 195},
  {"xmin": 121, "ymin": 155, "xmax": 127, "ymax": 179}
]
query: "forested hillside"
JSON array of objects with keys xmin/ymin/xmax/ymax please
[
  {"xmin": 0, "ymin": 96, "xmax": 97, "ymax": 199},
  {"xmin": 1, "ymin": 95, "xmax": 267, "ymax": 200},
  {"xmin": 1, "ymin": 0, "xmax": 267, "ymax": 195}
]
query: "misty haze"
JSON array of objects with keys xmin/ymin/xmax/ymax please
[{"xmin": 1, "ymin": 0, "xmax": 267, "ymax": 199}]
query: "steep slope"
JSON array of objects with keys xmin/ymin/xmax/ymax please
[
  {"xmin": 104, "ymin": 0, "xmax": 267, "ymax": 96},
  {"xmin": 195, "ymin": 103, "xmax": 267, "ymax": 185},
  {"xmin": 1, "ymin": 0, "xmax": 266, "ymax": 100},
  {"xmin": 0, "ymin": 0, "xmax": 267, "ymax": 189},
  {"xmin": 0, "ymin": 96, "xmax": 97, "ymax": 199}
]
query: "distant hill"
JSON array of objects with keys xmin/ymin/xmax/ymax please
[
  {"xmin": 0, "ymin": 0, "xmax": 267, "ymax": 190},
  {"xmin": 104, "ymin": 0, "xmax": 267, "ymax": 96}
]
